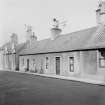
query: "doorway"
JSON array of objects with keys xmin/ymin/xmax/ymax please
[
  {"xmin": 27, "ymin": 59, "xmax": 29, "ymax": 71},
  {"xmin": 55, "ymin": 57, "xmax": 60, "ymax": 75}
]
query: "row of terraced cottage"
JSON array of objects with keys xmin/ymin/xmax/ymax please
[{"xmin": 0, "ymin": 1, "xmax": 105, "ymax": 84}]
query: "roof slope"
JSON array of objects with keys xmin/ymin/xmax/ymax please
[
  {"xmin": 15, "ymin": 43, "xmax": 26, "ymax": 54},
  {"xmin": 19, "ymin": 26, "xmax": 98, "ymax": 55},
  {"xmin": 86, "ymin": 25, "xmax": 105, "ymax": 49},
  {"xmin": 1, "ymin": 42, "xmax": 26, "ymax": 54}
]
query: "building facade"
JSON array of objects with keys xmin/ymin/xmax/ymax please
[
  {"xmin": 19, "ymin": 2, "xmax": 105, "ymax": 84},
  {"xmin": 0, "ymin": 25, "xmax": 37, "ymax": 71},
  {"xmin": 19, "ymin": 50, "xmax": 105, "ymax": 82},
  {"xmin": 0, "ymin": 1, "xmax": 105, "ymax": 84},
  {"xmin": 0, "ymin": 33, "xmax": 27, "ymax": 71}
]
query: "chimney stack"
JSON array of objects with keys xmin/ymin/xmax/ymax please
[
  {"xmin": 96, "ymin": 1, "xmax": 105, "ymax": 25},
  {"xmin": 25, "ymin": 25, "xmax": 37, "ymax": 48},
  {"xmin": 10, "ymin": 33, "xmax": 18, "ymax": 45},
  {"xmin": 50, "ymin": 28, "xmax": 62, "ymax": 40},
  {"xmin": 50, "ymin": 18, "xmax": 62, "ymax": 40},
  {"xmin": 29, "ymin": 32, "xmax": 37, "ymax": 48}
]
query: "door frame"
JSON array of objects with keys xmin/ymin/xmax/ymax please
[
  {"xmin": 27, "ymin": 59, "xmax": 29, "ymax": 71},
  {"xmin": 55, "ymin": 56, "xmax": 61, "ymax": 75}
]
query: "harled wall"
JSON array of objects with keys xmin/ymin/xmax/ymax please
[
  {"xmin": 19, "ymin": 50, "xmax": 105, "ymax": 82},
  {"xmin": 19, "ymin": 51, "xmax": 81, "ymax": 77},
  {"xmin": 0, "ymin": 50, "xmax": 3, "ymax": 70}
]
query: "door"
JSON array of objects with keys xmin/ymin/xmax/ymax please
[
  {"xmin": 27, "ymin": 59, "xmax": 29, "ymax": 71},
  {"xmin": 55, "ymin": 57, "xmax": 60, "ymax": 75}
]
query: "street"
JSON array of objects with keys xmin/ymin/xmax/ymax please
[{"xmin": 0, "ymin": 71, "xmax": 105, "ymax": 105}]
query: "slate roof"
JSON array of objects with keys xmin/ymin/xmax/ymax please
[
  {"xmin": 19, "ymin": 26, "xmax": 101, "ymax": 55},
  {"xmin": 86, "ymin": 25, "xmax": 105, "ymax": 49},
  {"xmin": 0, "ymin": 48, "xmax": 2, "ymax": 51},
  {"xmin": 15, "ymin": 43, "xmax": 26, "ymax": 53},
  {"xmin": 1, "ymin": 42, "xmax": 26, "ymax": 54}
]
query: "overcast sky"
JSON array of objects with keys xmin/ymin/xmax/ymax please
[{"xmin": 0, "ymin": 0, "xmax": 100, "ymax": 46}]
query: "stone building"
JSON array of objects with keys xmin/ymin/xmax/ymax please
[
  {"xmin": 0, "ymin": 24, "xmax": 37, "ymax": 71},
  {"xmin": 19, "ymin": 1, "xmax": 105, "ymax": 84},
  {"xmin": 0, "ymin": 33, "xmax": 26, "ymax": 70}
]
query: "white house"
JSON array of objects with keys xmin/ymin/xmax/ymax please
[{"xmin": 19, "ymin": 1, "xmax": 105, "ymax": 84}]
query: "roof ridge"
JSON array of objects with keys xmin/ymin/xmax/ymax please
[
  {"xmin": 61, "ymin": 26, "xmax": 97, "ymax": 36},
  {"xmin": 37, "ymin": 26, "xmax": 97, "ymax": 43},
  {"xmin": 19, "ymin": 26, "xmax": 98, "ymax": 55}
]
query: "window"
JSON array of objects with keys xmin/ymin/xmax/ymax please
[
  {"xmin": 99, "ymin": 50, "xmax": 105, "ymax": 68},
  {"xmin": 12, "ymin": 58, "xmax": 14, "ymax": 68},
  {"xmin": 69, "ymin": 57, "xmax": 74, "ymax": 72},
  {"xmin": 45, "ymin": 57, "xmax": 48, "ymax": 69},
  {"xmin": 33, "ymin": 59, "xmax": 35, "ymax": 66},
  {"xmin": 99, "ymin": 57, "xmax": 105, "ymax": 67},
  {"xmin": 22, "ymin": 58, "xmax": 24, "ymax": 66}
]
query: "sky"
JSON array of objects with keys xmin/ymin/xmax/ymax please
[{"xmin": 0, "ymin": 0, "xmax": 100, "ymax": 46}]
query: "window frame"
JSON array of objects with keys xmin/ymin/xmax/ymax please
[
  {"xmin": 99, "ymin": 51, "xmax": 105, "ymax": 68},
  {"xmin": 69, "ymin": 57, "xmax": 74, "ymax": 72},
  {"xmin": 33, "ymin": 59, "xmax": 35, "ymax": 67},
  {"xmin": 45, "ymin": 57, "xmax": 48, "ymax": 69},
  {"xmin": 22, "ymin": 58, "xmax": 24, "ymax": 66}
]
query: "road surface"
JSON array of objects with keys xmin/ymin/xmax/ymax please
[{"xmin": 0, "ymin": 71, "xmax": 105, "ymax": 105}]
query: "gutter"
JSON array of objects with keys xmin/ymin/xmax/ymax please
[{"xmin": 19, "ymin": 47, "xmax": 105, "ymax": 56}]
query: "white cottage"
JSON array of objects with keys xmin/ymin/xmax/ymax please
[
  {"xmin": 0, "ymin": 33, "xmax": 27, "ymax": 71},
  {"xmin": 18, "ymin": 1, "xmax": 105, "ymax": 84}
]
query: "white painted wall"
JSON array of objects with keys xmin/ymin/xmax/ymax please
[{"xmin": 19, "ymin": 50, "xmax": 105, "ymax": 83}]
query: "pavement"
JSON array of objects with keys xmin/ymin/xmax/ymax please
[{"xmin": 4, "ymin": 69, "xmax": 105, "ymax": 85}]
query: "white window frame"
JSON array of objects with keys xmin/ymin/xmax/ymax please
[
  {"xmin": 99, "ymin": 51, "xmax": 105, "ymax": 68},
  {"xmin": 22, "ymin": 58, "xmax": 24, "ymax": 66},
  {"xmin": 54, "ymin": 56, "xmax": 61, "ymax": 75},
  {"xmin": 68, "ymin": 56, "xmax": 74, "ymax": 72},
  {"xmin": 45, "ymin": 57, "xmax": 49, "ymax": 70},
  {"xmin": 33, "ymin": 59, "xmax": 35, "ymax": 67}
]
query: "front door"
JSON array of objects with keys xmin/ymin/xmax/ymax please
[
  {"xmin": 27, "ymin": 59, "xmax": 29, "ymax": 71},
  {"xmin": 55, "ymin": 57, "xmax": 60, "ymax": 75}
]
